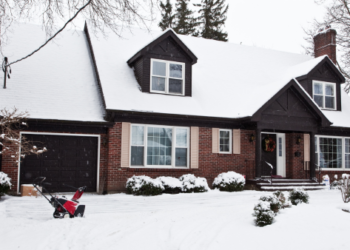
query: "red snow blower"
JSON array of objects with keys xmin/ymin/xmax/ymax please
[{"xmin": 33, "ymin": 177, "xmax": 86, "ymax": 219}]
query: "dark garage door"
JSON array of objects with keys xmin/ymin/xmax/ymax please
[{"xmin": 20, "ymin": 134, "xmax": 98, "ymax": 192}]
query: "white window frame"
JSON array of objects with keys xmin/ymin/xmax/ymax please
[
  {"xmin": 312, "ymin": 80, "xmax": 336, "ymax": 110},
  {"xmin": 219, "ymin": 129, "xmax": 232, "ymax": 154},
  {"xmin": 150, "ymin": 58, "xmax": 185, "ymax": 96},
  {"xmin": 130, "ymin": 124, "xmax": 190, "ymax": 169},
  {"xmin": 315, "ymin": 135, "xmax": 350, "ymax": 170}
]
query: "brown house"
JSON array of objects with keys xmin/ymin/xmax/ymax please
[{"xmin": 1, "ymin": 23, "xmax": 349, "ymax": 193}]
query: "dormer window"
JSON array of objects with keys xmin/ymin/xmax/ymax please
[
  {"xmin": 313, "ymin": 81, "xmax": 336, "ymax": 110},
  {"xmin": 151, "ymin": 59, "xmax": 185, "ymax": 95}
]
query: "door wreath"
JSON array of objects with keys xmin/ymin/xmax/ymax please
[{"xmin": 263, "ymin": 136, "xmax": 276, "ymax": 152}]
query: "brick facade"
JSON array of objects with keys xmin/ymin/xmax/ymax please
[
  {"xmin": 105, "ymin": 123, "xmax": 256, "ymax": 192},
  {"xmin": 314, "ymin": 28, "xmax": 337, "ymax": 64},
  {"xmin": 3, "ymin": 123, "xmax": 350, "ymax": 194}
]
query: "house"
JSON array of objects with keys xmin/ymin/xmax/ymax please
[{"xmin": 1, "ymin": 23, "xmax": 349, "ymax": 193}]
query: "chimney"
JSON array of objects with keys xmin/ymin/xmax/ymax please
[{"xmin": 313, "ymin": 26, "xmax": 337, "ymax": 64}]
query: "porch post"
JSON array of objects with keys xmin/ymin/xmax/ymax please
[
  {"xmin": 310, "ymin": 132, "xmax": 315, "ymax": 179},
  {"xmin": 255, "ymin": 128, "xmax": 261, "ymax": 178}
]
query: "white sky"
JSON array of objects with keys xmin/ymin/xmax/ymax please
[{"xmin": 18, "ymin": 0, "xmax": 331, "ymax": 55}]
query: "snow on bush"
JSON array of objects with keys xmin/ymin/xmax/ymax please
[
  {"xmin": 253, "ymin": 201, "xmax": 275, "ymax": 227},
  {"xmin": 289, "ymin": 188, "xmax": 309, "ymax": 206},
  {"xmin": 156, "ymin": 176, "xmax": 183, "ymax": 193},
  {"xmin": 212, "ymin": 171, "xmax": 245, "ymax": 192},
  {"xmin": 0, "ymin": 172, "xmax": 12, "ymax": 198},
  {"xmin": 179, "ymin": 174, "xmax": 209, "ymax": 193},
  {"xmin": 126, "ymin": 175, "xmax": 164, "ymax": 196},
  {"xmin": 259, "ymin": 194, "xmax": 281, "ymax": 213}
]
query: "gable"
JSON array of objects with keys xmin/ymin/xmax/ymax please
[
  {"xmin": 308, "ymin": 59, "xmax": 343, "ymax": 83},
  {"xmin": 252, "ymin": 80, "xmax": 332, "ymax": 131},
  {"xmin": 147, "ymin": 36, "xmax": 191, "ymax": 61}
]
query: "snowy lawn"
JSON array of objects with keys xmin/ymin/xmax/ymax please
[{"xmin": 1, "ymin": 189, "xmax": 349, "ymax": 250}]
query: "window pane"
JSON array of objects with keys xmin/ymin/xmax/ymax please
[
  {"xmin": 319, "ymin": 137, "xmax": 342, "ymax": 168},
  {"xmin": 152, "ymin": 61, "xmax": 166, "ymax": 76},
  {"xmin": 169, "ymin": 63, "xmax": 182, "ymax": 78},
  {"xmin": 314, "ymin": 95, "xmax": 323, "ymax": 108},
  {"xmin": 325, "ymin": 85, "xmax": 334, "ymax": 96},
  {"xmin": 169, "ymin": 79, "xmax": 183, "ymax": 94},
  {"xmin": 219, "ymin": 130, "xmax": 230, "ymax": 152},
  {"xmin": 131, "ymin": 146, "xmax": 144, "ymax": 166},
  {"xmin": 314, "ymin": 83, "xmax": 323, "ymax": 95},
  {"xmin": 175, "ymin": 148, "xmax": 187, "ymax": 167},
  {"xmin": 325, "ymin": 96, "xmax": 334, "ymax": 109},
  {"xmin": 152, "ymin": 77, "xmax": 165, "ymax": 92},
  {"xmin": 346, "ymin": 139, "xmax": 350, "ymax": 153},
  {"xmin": 176, "ymin": 128, "xmax": 187, "ymax": 147},
  {"xmin": 147, "ymin": 127, "xmax": 172, "ymax": 165},
  {"xmin": 131, "ymin": 126, "xmax": 144, "ymax": 146},
  {"xmin": 278, "ymin": 137, "xmax": 282, "ymax": 157}
]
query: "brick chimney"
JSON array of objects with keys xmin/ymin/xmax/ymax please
[{"xmin": 313, "ymin": 26, "xmax": 337, "ymax": 64}]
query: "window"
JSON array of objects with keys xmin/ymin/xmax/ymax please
[
  {"xmin": 130, "ymin": 124, "xmax": 189, "ymax": 168},
  {"xmin": 151, "ymin": 59, "xmax": 185, "ymax": 95},
  {"xmin": 315, "ymin": 136, "xmax": 350, "ymax": 169},
  {"xmin": 219, "ymin": 129, "xmax": 232, "ymax": 153},
  {"xmin": 313, "ymin": 81, "xmax": 336, "ymax": 110}
]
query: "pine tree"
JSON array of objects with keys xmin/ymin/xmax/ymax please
[
  {"xmin": 195, "ymin": 0, "xmax": 229, "ymax": 41},
  {"xmin": 159, "ymin": 0, "xmax": 175, "ymax": 31},
  {"xmin": 173, "ymin": 0, "xmax": 199, "ymax": 36}
]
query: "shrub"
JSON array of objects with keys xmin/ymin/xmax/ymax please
[
  {"xmin": 288, "ymin": 188, "xmax": 309, "ymax": 205},
  {"xmin": 273, "ymin": 191, "xmax": 291, "ymax": 208},
  {"xmin": 259, "ymin": 194, "xmax": 281, "ymax": 213},
  {"xmin": 126, "ymin": 175, "xmax": 164, "ymax": 196},
  {"xmin": 212, "ymin": 171, "xmax": 245, "ymax": 192},
  {"xmin": 180, "ymin": 174, "xmax": 209, "ymax": 193},
  {"xmin": 253, "ymin": 201, "xmax": 275, "ymax": 227},
  {"xmin": 0, "ymin": 172, "xmax": 12, "ymax": 198},
  {"xmin": 156, "ymin": 176, "xmax": 183, "ymax": 193}
]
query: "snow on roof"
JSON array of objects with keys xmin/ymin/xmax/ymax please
[
  {"xmin": 88, "ymin": 25, "xmax": 326, "ymax": 118},
  {"xmin": 0, "ymin": 23, "xmax": 106, "ymax": 122},
  {"xmin": 323, "ymin": 87, "xmax": 350, "ymax": 128}
]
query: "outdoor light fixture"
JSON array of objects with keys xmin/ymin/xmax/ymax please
[
  {"xmin": 102, "ymin": 137, "xmax": 108, "ymax": 146},
  {"xmin": 249, "ymin": 134, "xmax": 255, "ymax": 142},
  {"xmin": 296, "ymin": 136, "xmax": 302, "ymax": 145}
]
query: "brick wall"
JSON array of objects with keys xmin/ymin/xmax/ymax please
[
  {"xmin": 105, "ymin": 123, "xmax": 256, "ymax": 192},
  {"xmin": 286, "ymin": 133, "xmax": 307, "ymax": 179}
]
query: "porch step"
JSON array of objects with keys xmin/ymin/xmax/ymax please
[{"xmin": 248, "ymin": 179, "xmax": 326, "ymax": 191}]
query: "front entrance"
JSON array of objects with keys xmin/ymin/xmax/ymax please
[{"xmin": 261, "ymin": 133, "xmax": 286, "ymax": 177}]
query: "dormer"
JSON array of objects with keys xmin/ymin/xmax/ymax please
[
  {"xmin": 127, "ymin": 29, "xmax": 197, "ymax": 97},
  {"xmin": 296, "ymin": 56, "xmax": 345, "ymax": 111}
]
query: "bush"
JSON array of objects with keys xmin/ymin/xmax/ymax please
[
  {"xmin": 259, "ymin": 194, "xmax": 281, "ymax": 213},
  {"xmin": 0, "ymin": 172, "xmax": 12, "ymax": 198},
  {"xmin": 288, "ymin": 188, "xmax": 309, "ymax": 205},
  {"xmin": 126, "ymin": 175, "xmax": 164, "ymax": 196},
  {"xmin": 212, "ymin": 171, "xmax": 245, "ymax": 192},
  {"xmin": 180, "ymin": 174, "xmax": 209, "ymax": 193},
  {"xmin": 156, "ymin": 176, "xmax": 183, "ymax": 193},
  {"xmin": 253, "ymin": 201, "xmax": 275, "ymax": 227}
]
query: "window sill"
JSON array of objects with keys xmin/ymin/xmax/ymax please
[
  {"xmin": 129, "ymin": 166, "xmax": 190, "ymax": 169},
  {"xmin": 319, "ymin": 168, "xmax": 350, "ymax": 171}
]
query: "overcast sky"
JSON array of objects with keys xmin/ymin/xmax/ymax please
[{"xmin": 154, "ymin": 0, "xmax": 330, "ymax": 55}]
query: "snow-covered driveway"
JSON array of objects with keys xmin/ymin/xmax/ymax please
[{"xmin": 0, "ymin": 190, "xmax": 349, "ymax": 250}]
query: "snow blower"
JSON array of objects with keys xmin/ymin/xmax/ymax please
[{"xmin": 33, "ymin": 177, "xmax": 86, "ymax": 219}]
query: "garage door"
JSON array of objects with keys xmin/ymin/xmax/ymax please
[{"xmin": 20, "ymin": 134, "xmax": 98, "ymax": 192}]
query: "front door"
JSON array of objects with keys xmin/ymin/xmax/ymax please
[{"xmin": 261, "ymin": 133, "xmax": 286, "ymax": 177}]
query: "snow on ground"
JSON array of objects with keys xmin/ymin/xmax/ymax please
[{"xmin": 0, "ymin": 190, "xmax": 349, "ymax": 250}]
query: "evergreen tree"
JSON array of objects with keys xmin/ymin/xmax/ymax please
[
  {"xmin": 159, "ymin": 0, "xmax": 175, "ymax": 31},
  {"xmin": 195, "ymin": 0, "xmax": 229, "ymax": 41},
  {"xmin": 173, "ymin": 0, "xmax": 199, "ymax": 36}
]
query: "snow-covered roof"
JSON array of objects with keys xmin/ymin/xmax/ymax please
[
  {"xmin": 87, "ymin": 25, "xmax": 341, "ymax": 121},
  {"xmin": 0, "ymin": 23, "xmax": 106, "ymax": 122}
]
